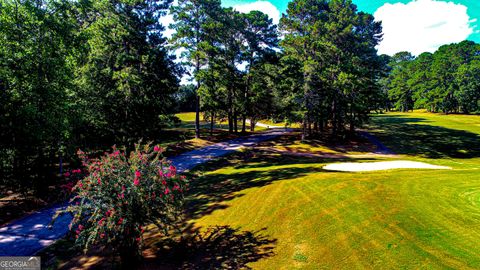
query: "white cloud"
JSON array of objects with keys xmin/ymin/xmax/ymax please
[
  {"xmin": 160, "ymin": 13, "xmax": 175, "ymax": 39},
  {"xmin": 233, "ymin": 1, "xmax": 280, "ymax": 25},
  {"xmin": 375, "ymin": 0, "xmax": 474, "ymax": 56},
  {"xmin": 159, "ymin": 0, "xmax": 176, "ymax": 39}
]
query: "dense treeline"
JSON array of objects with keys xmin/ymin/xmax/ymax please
[
  {"xmin": 174, "ymin": 0, "xmax": 384, "ymax": 139},
  {"xmin": 382, "ymin": 41, "xmax": 480, "ymax": 114},
  {"xmin": 1, "ymin": 0, "xmax": 384, "ymax": 196},
  {"xmin": 0, "ymin": 0, "xmax": 178, "ymax": 195}
]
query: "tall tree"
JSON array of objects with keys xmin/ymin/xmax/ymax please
[
  {"xmin": 0, "ymin": 0, "xmax": 78, "ymax": 194},
  {"xmin": 170, "ymin": 0, "xmax": 222, "ymax": 138},
  {"xmin": 77, "ymin": 0, "xmax": 178, "ymax": 144},
  {"xmin": 239, "ymin": 11, "xmax": 278, "ymax": 132},
  {"xmin": 281, "ymin": 0, "xmax": 382, "ymax": 139}
]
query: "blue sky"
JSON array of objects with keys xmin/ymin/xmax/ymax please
[{"xmin": 222, "ymin": 0, "xmax": 480, "ymax": 55}]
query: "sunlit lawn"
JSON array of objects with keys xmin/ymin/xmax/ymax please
[
  {"xmin": 41, "ymin": 111, "xmax": 480, "ymax": 269},
  {"xmin": 175, "ymin": 111, "xmax": 480, "ymax": 269}
]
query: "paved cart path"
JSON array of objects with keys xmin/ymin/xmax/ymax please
[{"xmin": 0, "ymin": 128, "xmax": 288, "ymax": 256}]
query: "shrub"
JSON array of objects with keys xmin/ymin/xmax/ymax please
[{"xmin": 54, "ymin": 143, "xmax": 188, "ymax": 264}]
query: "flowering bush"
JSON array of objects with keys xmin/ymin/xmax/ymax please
[{"xmin": 54, "ymin": 143, "xmax": 188, "ymax": 262}]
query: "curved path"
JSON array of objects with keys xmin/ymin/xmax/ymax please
[{"xmin": 0, "ymin": 128, "xmax": 289, "ymax": 256}]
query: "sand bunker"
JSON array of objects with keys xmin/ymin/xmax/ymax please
[{"xmin": 323, "ymin": 160, "xmax": 451, "ymax": 172}]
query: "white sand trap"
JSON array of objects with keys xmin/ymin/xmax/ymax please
[{"xmin": 323, "ymin": 160, "xmax": 451, "ymax": 172}]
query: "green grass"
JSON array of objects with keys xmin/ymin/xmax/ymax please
[
  {"xmin": 174, "ymin": 112, "xmax": 480, "ymax": 269},
  {"xmin": 42, "ymin": 112, "xmax": 480, "ymax": 269}
]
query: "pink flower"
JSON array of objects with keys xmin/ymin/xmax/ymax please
[
  {"xmin": 78, "ymin": 224, "xmax": 84, "ymax": 230},
  {"xmin": 169, "ymin": 166, "xmax": 176, "ymax": 176},
  {"xmin": 164, "ymin": 188, "xmax": 170, "ymax": 195},
  {"xmin": 100, "ymin": 233, "xmax": 105, "ymax": 238},
  {"xmin": 78, "ymin": 182, "xmax": 83, "ymax": 188},
  {"xmin": 154, "ymin": 145, "xmax": 161, "ymax": 152},
  {"xmin": 135, "ymin": 171, "xmax": 141, "ymax": 178},
  {"xmin": 118, "ymin": 193, "xmax": 125, "ymax": 199},
  {"xmin": 122, "ymin": 185, "xmax": 126, "ymax": 191},
  {"xmin": 97, "ymin": 178, "xmax": 101, "ymax": 185},
  {"xmin": 64, "ymin": 172, "xmax": 70, "ymax": 177},
  {"xmin": 134, "ymin": 178, "xmax": 140, "ymax": 186}
]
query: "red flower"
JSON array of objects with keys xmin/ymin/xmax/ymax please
[
  {"xmin": 135, "ymin": 171, "xmax": 141, "ymax": 178},
  {"xmin": 164, "ymin": 188, "xmax": 170, "ymax": 195},
  {"xmin": 134, "ymin": 178, "xmax": 140, "ymax": 186},
  {"xmin": 117, "ymin": 218, "xmax": 124, "ymax": 225},
  {"xmin": 169, "ymin": 165, "xmax": 176, "ymax": 177},
  {"xmin": 100, "ymin": 233, "xmax": 105, "ymax": 238},
  {"xmin": 154, "ymin": 145, "xmax": 161, "ymax": 152},
  {"xmin": 97, "ymin": 178, "xmax": 101, "ymax": 185}
]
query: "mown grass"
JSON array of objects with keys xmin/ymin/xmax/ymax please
[
  {"xmin": 41, "ymin": 112, "xmax": 480, "ymax": 269},
  {"xmin": 174, "ymin": 112, "xmax": 268, "ymax": 131},
  {"xmin": 170, "ymin": 111, "xmax": 480, "ymax": 269}
]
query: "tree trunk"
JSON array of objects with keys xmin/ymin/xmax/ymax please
[
  {"xmin": 195, "ymin": 93, "xmax": 200, "ymax": 139},
  {"xmin": 301, "ymin": 115, "xmax": 307, "ymax": 141},
  {"xmin": 210, "ymin": 111, "xmax": 214, "ymax": 136},
  {"xmin": 241, "ymin": 115, "xmax": 246, "ymax": 133},
  {"xmin": 233, "ymin": 110, "xmax": 238, "ymax": 133}
]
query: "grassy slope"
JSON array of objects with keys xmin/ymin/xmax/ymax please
[{"xmin": 185, "ymin": 112, "xmax": 480, "ymax": 269}]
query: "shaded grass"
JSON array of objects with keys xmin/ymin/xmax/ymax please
[
  {"xmin": 368, "ymin": 112, "xmax": 480, "ymax": 159},
  {"xmin": 39, "ymin": 112, "xmax": 480, "ymax": 269},
  {"xmin": 186, "ymin": 153, "xmax": 480, "ymax": 268}
]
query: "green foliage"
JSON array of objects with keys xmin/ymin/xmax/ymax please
[
  {"xmin": 0, "ymin": 0, "xmax": 78, "ymax": 193},
  {"xmin": 0, "ymin": 0, "xmax": 179, "ymax": 196},
  {"xmin": 384, "ymin": 41, "xmax": 480, "ymax": 114},
  {"xmin": 280, "ymin": 0, "xmax": 383, "ymax": 137},
  {"xmin": 76, "ymin": 0, "xmax": 179, "ymax": 143},
  {"xmin": 54, "ymin": 143, "xmax": 187, "ymax": 258}
]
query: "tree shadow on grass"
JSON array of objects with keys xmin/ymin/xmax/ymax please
[
  {"xmin": 371, "ymin": 115, "xmax": 480, "ymax": 159},
  {"xmin": 256, "ymin": 132, "xmax": 378, "ymax": 154},
  {"xmin": 185, "ymin": 150, "xmax": 376, "ymax": 220},
  {"xmin": 142, "ymin": 225, "xmax": 276, "ymax": 269},
  {"xmin": 42, "ymin": 225, "xmax": 276, "ymax": 270}
]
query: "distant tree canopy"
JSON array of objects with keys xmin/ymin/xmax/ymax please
[{"xmin": 382, "ymin": 41, "xmax": 480, "ymax": 114}]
